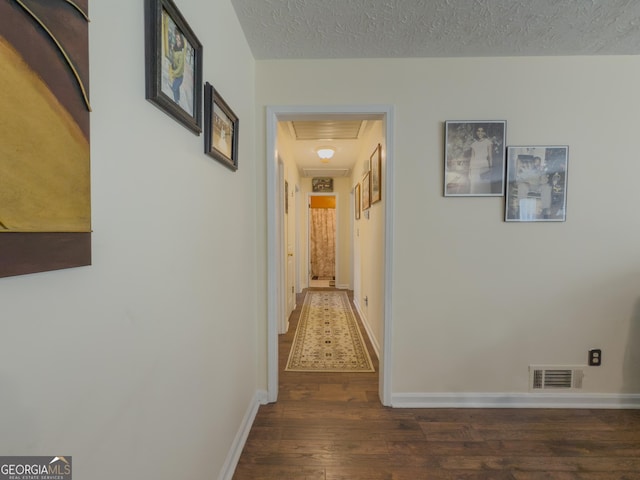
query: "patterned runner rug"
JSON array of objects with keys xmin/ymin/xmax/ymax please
[{"xmin": 286, "ymin": 291, "xmax": 375, "ymax": 372}]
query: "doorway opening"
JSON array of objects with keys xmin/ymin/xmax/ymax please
[
  {"xmin": 308, "ymin": 194, "xmax": 336, "ymax": 288},
  {"xmin": 266, "ymin": 105, "xmax": 395, "ymax": 406}
]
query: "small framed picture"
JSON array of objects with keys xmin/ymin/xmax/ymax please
[
  {"xmin": 444, "ymin": 120, "xmax": 506, "ymax": 196},
  {"xmin": 204, "ymin": 82, "xmax": 239, "ymax": 171},
  {"xmin": 144, "ymin": 0, "xmax": 203, "ymax": 134},
  {"xmin": 370, "ymin": 143, "xmax": 382, "ymax": 204},
  {"xmin": 312, "ymin": 177, "xmax": 333, "ymax": 192},
  {"xmin": 354, "ymin": 183, "xmax": 361, "ymax": 220},
  {"xmin": 362, "ymin": 172, "xmax": 371, "ymax": 210},
  {"xmin": 285, "ymin": 180, "xmax": 289, "ymax": 214},
  {"xmin": 505, "ymin": 146, "xmax": 568, "ymax": 222}
]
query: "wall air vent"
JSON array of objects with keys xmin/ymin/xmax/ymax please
[
  {"xmin": 291, "ymin": 120, "xmax": 363, "ymax": 140},
  {"xmin": 301, "ymin": 168, "xmax": 351, "ymax": 178},
  {"xmin": 529, "ymin": 365, "xmax": 584, "ymax": 391}
]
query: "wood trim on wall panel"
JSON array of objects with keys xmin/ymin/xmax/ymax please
[{"xmin": 0, "ymin": 233, "xmax": 91, "ymax": 278}]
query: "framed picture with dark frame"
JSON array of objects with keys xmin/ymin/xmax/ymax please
[
  {"xmin": 370, "ymin": 143, "xmax": 382, "ymax": 204},
  {"xmin": 312, "ymin": 177, "xmax": 333, "ymax": 192},
  {"xmin": 145, "ymin": 0, "xmax": 203, "ymax": 135},
  {"xmin": 204, "ymin": 82, "xmax": 239, "ymax": 171},
  {"xmin": 354, "ymin": 183, "xmax": 361, "ymax": 220},
  {"xmin": 362, "ymin": 172, "xmax": 371, "ymax": 210},
  {"xmin": 505, "ymin": 145, "xmax": 568, "ymax": 222},
  {"xmin": 285, "ymin": 180, "xmax": 289, "ymax": 214},
  {"xmin": 444, "ymin": 120, "xmax": 506, "ymax": 197}
]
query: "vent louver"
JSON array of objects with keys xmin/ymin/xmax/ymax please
[
  {"xmin": 529, "ymin": 366, "xmax": 584, "ymax": 391},
  {"xmin": 301, "ymin": 168, "xmax": 351, "ymax": 178},
  {"xmin": 292, "ymin": 120, "xmax": 363, "ymax": 140}
]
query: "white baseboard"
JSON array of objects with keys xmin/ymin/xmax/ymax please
[
  {"xmin": 391, "ymin": 392, "xmax": 640, "ymax": 409},
  {"xmin": 337, "ymin": 284, "xmax": 350, "ymax": 289},
  {"xmin": 353, "ymin": 299, "xmax": 380, "ymax": 359},
  {"xmin": 218, "ymin": 390, "xmax": 269, "ymax": 480}
]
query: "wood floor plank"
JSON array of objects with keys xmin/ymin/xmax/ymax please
[
  {"xmin": 232, "ymin": 288, "xmax": 640, "ymax": 480},
  {"xmin": 325, "ymin": 468, "xmax": 518, "ymax": 480},
  {"xmin": 233, "ymin": 464, "xmax": 326, "ymax": 480},
  {"xmin": 388, "ymin": 440, "xmax": 556, "ymax": 457},
  {"xmin": 513, "ymin": 473, "xmax": 640, "ymax": 480},
  {"xmin": 545, "ymin": 440, "xmax": 640, "ymax": 457}
]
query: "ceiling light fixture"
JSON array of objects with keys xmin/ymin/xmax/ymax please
[{"xmin": 316, "ymin": 147, "xmax": 335, "ymax": 160}]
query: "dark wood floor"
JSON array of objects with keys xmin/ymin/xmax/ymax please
[{"xmin": 233, "ymin": 289, "xmax": 640, "ymax": 480}]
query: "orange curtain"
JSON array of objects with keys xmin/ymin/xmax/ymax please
[{"xmin": 310, "ymin": 208, "xmax": 335, "ymax": 278}]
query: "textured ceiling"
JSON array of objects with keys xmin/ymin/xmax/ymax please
[{"xmin": 231, "ymin": 0, "xmax": 640, "ymax": 59}]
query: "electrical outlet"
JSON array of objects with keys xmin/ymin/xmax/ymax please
[{"xmin": 588, "ymin": 349, "xmax": 602, "ymax": 366}]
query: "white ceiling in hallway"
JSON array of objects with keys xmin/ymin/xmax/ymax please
[{"xmin": 279, "ymin": 118, "xmax": 380, "ymax": 178}]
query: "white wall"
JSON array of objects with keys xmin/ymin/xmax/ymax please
[
  {"xmin": 277, "ymin": 122, "xmax": 303, "ymax": 295},
  {"xmin": 351, "ymin": 121, "xmax": 385, "ymax": 353},
  {"xmin": 0, "ymin": 1, "xmax": 258, "ymax": 478},
  {"xmin": 334, "ymin": 176, "xmax": 354, "ymax": 290},
  {"xmin": 256, "ymin": 56, "xmax": 640, "ymax": 399}
]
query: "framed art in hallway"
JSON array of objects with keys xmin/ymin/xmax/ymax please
[
  {"xmin": 370, "ymin": 143, "xmax": 382, "ymax": 204},
  {"xmin": 362, "ymin": 172, "xmax": 371, "ymax": 210},
  {"xmin": 505, "ymin": 145, "xmax": 568, "ymax": 222},
  {"xmin": 312, "ymin": 177, "xmax": 333, "ymax": 192},
  {"xmin": 0, "ymin": 0, "xmax": 92, "ymax": 277},
  {"xmin": 444, "ymin": 120, "xmax": 506, "ymax": 197},
  {"xmin": 204, "ymin": 82, "xmax": 239, "ymax": 171},
  {"xmin": 354, "ymin": 183, "xmax": 361, "ymax": 220},
  {"xmin": 145, "ymin": 0, "xmax": 203, "ymax": 134},
  {"xmin": 285, "ymin": 181, "xmax": 289, "ymax": 214}
]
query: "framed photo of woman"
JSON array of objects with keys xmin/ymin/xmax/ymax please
[{"xmin": 444, "ymin": 120, "xmax": 506, "ymax": 197}]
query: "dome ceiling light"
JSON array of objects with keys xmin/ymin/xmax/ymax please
[{"xmin": 316, "ymin": 147, "xmax": 335, "ymax": 160}]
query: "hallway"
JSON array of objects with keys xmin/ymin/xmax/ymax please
[{"xmin": 233, "ymin": 288, "xmax": 380, "ymax": 479}]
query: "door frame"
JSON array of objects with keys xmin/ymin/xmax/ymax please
[
  {"xmin": 307, "ymin": 193, "xmax": 338, "ymax": 284},
  {"xmin": 277, "ymin": 157, "xmax": 288, "ymax": 334},
  {"xmin": 266, "ymin": 105, "xmax": 395, "ymax": 405}
]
